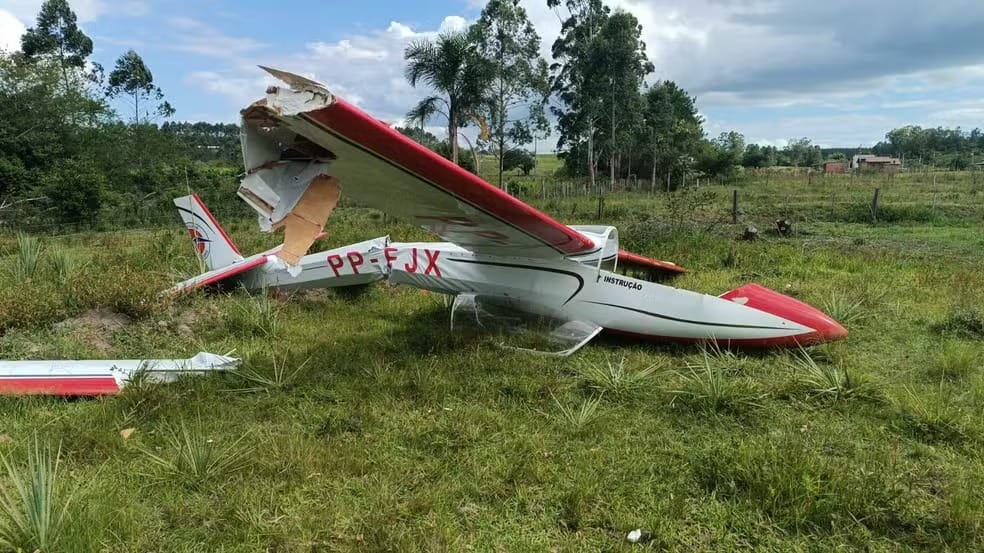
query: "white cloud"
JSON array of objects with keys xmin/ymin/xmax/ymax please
[
  {"xmin": 3, "ymin": 0, "xmax": 149, "ymax": 24},
  {"xmin": 0, "ymin": 10, "xmax": 26, "ymax": 52},
  {"xmin": 167, "ymin": 17, "xmax": 266, "ymax": 61},
  {"xmin": 0, "ymin": 1, "xmax": 150, "ymax": 53},
  {"xmin": 186, "ymin": 15, "xmax": 475, "ymax": 134},
  {"xmin": 307, "ymin": 39, "xmax": 387, "ymax": 62},
  {"xmin": 181, "ymin": 1, "xmax": 984, "ymax": 146}
]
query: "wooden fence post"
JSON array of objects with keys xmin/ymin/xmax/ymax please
[
  {"xmin": 871, "ymin": 187, "xmax": 880, "ymax": 223},
  {"xmin": 732, "ymin": 189, "xmax": 739, "ymax": 224}
]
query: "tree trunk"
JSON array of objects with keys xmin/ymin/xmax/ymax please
[
  {"xmin": 533, "ymin": 137, "xmax": 538, "ymax": 177},
  {"xmin": 588, "ymin": 126, "xmax": 596, "ymax": 192},
  {"xmin": 609, "ymin": 87, "xmax": 616, "ymax": 188},
  {"xmin": 497, "ymin": 55, "xmax": 505, "ymax": 190},
  {"xmin": 651, "ymin": 145, "xmax": 658, "ymax": 191},
  {"xmin": 448, "ymin": 110, "xmax": 458, "ymax": 165}
]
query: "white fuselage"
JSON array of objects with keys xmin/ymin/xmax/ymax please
[{"xmin": 229, "ymin": 239, "xmax": 838, "ymax": 347}]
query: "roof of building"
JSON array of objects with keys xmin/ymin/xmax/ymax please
[{"xmin": 853, "ymin": 155, "xmax": 900, "ymax": 163}]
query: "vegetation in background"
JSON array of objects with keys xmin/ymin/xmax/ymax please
[{"xmin": 0, "ymin": 170, "xmax": 981, "ymax": 551}]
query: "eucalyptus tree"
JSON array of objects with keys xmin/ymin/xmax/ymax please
[
  {"xmin": 20, "ymin": 0, "xmax": 93, "ymax": 92},
  {"xmin": 548, "ymin": 0, "xmax": 610, "ymax": 187},
  {"xmin": 469, "ymin": 0, "xmax": 550, "ymax": 189},
  {"xmin": 108, "ymin": 50, "xmax": 174, "ymax": 124}
]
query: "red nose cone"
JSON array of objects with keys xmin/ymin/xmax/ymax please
[{"xmin": 721, "ymin": 284, "xmax": 848, "ymax": 346}]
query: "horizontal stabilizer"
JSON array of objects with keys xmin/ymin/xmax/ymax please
[
  {"xmin": 168, "ymin": 255, "xmax": 269, "ymax": 295},
  {"xmin": 618, "ymin": 250, "xmax": 685, "ymax": 277}
]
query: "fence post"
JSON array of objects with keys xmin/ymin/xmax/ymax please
[
  {"xmin": 871, "ymin": 187, "xmax": 880, "ymax": 223},
  {"xmin": 732, "ymin": 189, "xmax": 739, "ymax": 224},
  {"xmin": 596, "ymin": 195, "xmax": 604, "ymax": 220}
]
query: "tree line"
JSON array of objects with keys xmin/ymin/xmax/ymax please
[
  {"xmin": 401, "ymin": 0, "xmax": 984, "ymax": 187},
  {"xmin": 3, "ymin": 0, "xmax": 983, "ymax": 232},
  {"xmin": 0, "ymin": 0, "xmax": 245, "ymax": 229}
]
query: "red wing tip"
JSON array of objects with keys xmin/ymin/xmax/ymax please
[
  {"xmin": 720, "ymin": 283, "xmax": 848, "ymax": 344},
  {"xmin": 617, "ymin": 250, "xmax": 687, "ymax": 274}
]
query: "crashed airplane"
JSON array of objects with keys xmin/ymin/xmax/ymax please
[{"xmin": 174, "ymin": 66, "xmax": 847, "ymax": 355}]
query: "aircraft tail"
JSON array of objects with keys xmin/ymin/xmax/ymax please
[{"xmin": 173, "ymin": 194, "xmax": 243, "ymax": 270}]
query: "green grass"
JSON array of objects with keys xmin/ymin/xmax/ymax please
[{"xmin": 0, "ymin": 173, "xmax": 982, "ymax": 550}]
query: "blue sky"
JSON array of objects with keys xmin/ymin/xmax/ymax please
[{"xmin": 3, "ymin": 0, "xmax": 984, "ymax": 149}]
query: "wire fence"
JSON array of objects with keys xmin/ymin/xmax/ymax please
[{"xmin": 2, "ymin": 168, "xmax": 982, "ymax": 238}]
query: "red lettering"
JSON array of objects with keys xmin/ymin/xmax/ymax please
[
  {"xmin": 384, "ymin": 247, "xmax": 398, "ymax": 268},
  {"xmin": 326, "ymin": 254, "xmax": 344, "ymax": 277},
  {"xmin": 423, "ymin": 249, "xmax": 442, "ymax": 277},
  {"xmin": 347, "ymin": 251, "xmax": 364, "ymax": 274},
  {"xmin": 404, "ymin": 247, "xmax": 419, "ymax": 273}
]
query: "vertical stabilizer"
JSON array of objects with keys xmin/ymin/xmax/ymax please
[{"xmin": 173, "ymin": 194, "xmax": 243, "ymax": 270}]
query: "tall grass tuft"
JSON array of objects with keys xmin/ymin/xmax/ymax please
[
  {"xmin": 892, "ymin": 384, "xmax": 970, "ymax": 443},
  {"xmin": 552, "ymin": 394, "xmax": 602, "ymax": 432},
  {"xmin": 927, "ymin": 342, "xmax": 980, "ymax": 381},
  {"xmin": 821, "ymin": 294, "xmax": 868, "ymax": 327},
  {"xmin": 669, "ymin": 347, "xmax": 759, "ymax": 413},
  {"xmin": 579, "ymin": 357, "xmax": 660, "ymax": 397},
  {"xmin": 226, "ymin": 289, "xmax": 283, "ymax": 338},
  {"xmin": 0, "ymin": 438, "xmax": 75, "ymax": 552},
  {"xmin": 788, "ymin": 347, "xmax": 869, "ymax": 401},
  {"xmin": 231, "ymin": 352, "xmax": 310, "ymax": 394},
  {"xmin": 140, "ymin": 421, "xmax": 253, "ymax": 489},
  {"xmin": 11, "ymin": 233, "xmax": 43, "ymax": 283},
  {"xmin": 48, "ymin": 248, "xmax": 79, "ymax": 284}
]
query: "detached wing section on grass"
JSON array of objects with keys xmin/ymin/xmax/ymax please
[{"xmin": 238, "ymin": 67, "xmax": 597, "ymax": 262}]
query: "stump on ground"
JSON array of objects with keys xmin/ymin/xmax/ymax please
[{"xmin": 775, "ymin": 218, "xmax": 793, "ymax": 237}]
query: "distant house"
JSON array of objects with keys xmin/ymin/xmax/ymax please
[
  {"xmin": 823, "ymin": 161, "xmax": 848, "ymax": 174},
  {"xmin": 850, "ymin": 154, "xmax": 902, "ymax": 171}
]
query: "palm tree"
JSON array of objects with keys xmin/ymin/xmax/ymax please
[{"xmin": 404, "ymin": 31, "xmax": 490, "ymax": 165}]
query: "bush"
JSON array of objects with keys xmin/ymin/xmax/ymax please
[{"xmin": 44, "ymin": 160, "xmax": 106, "ymax": 227}]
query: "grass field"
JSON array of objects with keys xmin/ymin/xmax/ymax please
[{"xmin": 0, "ymin": 173, "xmax": 982, "ymax": 551}]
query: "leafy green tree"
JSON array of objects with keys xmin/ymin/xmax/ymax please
[
  {"xmin": 502, "ymin": 149, "xmax": 536, "ymax": 175},
  {"xmin": 108, "ymin": 50, "xmax": 174, "ymax": 123},
  {"xmin": 395, "ymin": 126, "xmax": 441, "ymax": 150},
  {"xmin": 469, "ymin": 0, "xmax": 549, "ymax": 189},
  {"xmin": 590, "ymin": 11, "xmax": 652, "ymax": 187},
  {"xmin": 641, "ymin": 80, "xmax": 703, "ymax": 188},
  {"xmin": 782, "ymin": 137, "xmax": 822, "ymax": 167},
  {"xmin": 161, "ymin": 121, "xmax": 242, "ymax": 164},
  {"xmin": 742, "ymin": 144, "xmax": 778, "ymax": 168},
  {"xmin": 549, "ymin": 0, "xmax": 610, "ymax": 186},
  {"xmin": 697, "ymin": 131, "xmax": 744, "ymax": 178},
  {"xmin": 404, "ymin": 31, "xmax": 491, "ymax": 165},
  {"xmin": 44, "ymin": 159, "xmax": 105, "ymax": 225},
  {"xmin": 20, "ymin": 0, "xmax": 93, "ymax": 91}
]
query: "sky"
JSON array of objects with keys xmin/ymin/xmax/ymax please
[{"xmin": 2, "ymin": 0, "xmax": 984, "ymax": 150}]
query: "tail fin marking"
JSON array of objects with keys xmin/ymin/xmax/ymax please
[{"xmin": 173, "ymin": 194, "xmax": 243, "ymax": 270}]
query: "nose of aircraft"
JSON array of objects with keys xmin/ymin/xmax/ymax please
[{"xmin": 720, "ymin": 284, "xmax": 848, "ymax": 346}]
